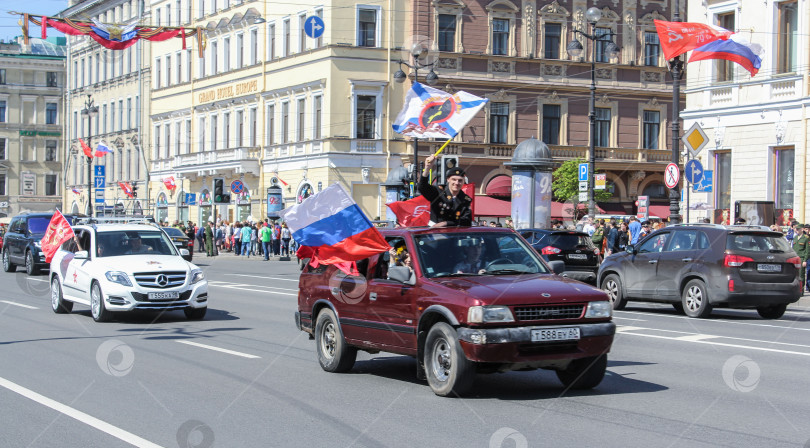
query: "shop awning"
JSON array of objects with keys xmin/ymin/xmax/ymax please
[
  {"xmin": 648, "ymin": 205, "xmax": 671, "ymax": 219},
  {"xmin": 474, "ymin": 196, "xmax": 511, "ymax": 217},
  {"xmin": 485, "ymin": 176, "xmax": 511, "ymax": 198}
]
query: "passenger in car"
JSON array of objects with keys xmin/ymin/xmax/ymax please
[{"xmin": 454, "ymin": 239, "xmax": 487, "ymax": 274}]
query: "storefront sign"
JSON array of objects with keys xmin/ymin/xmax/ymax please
[
  {"xmin": 19, "ymin": 130, "xmax": 62, "ymax": 137},
  {"xmin": 197, "ymin": 79, "xmax": 258, "ymax": 104},
  {"xmin": 21, "ymin": 173, "xmax": 36, "ymax": 196}
]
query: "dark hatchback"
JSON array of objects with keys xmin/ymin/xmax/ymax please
[
  {"xmin": 2, "ymin": 212, "xmax": 81, "ymax": 275},
  {"xmin": 598, "ymin": 224, "xmax": 801, "ymax": 319},
  {"xmin": 162, "ymin": 227, "xmax": 193, "ymax": 261},
  {"xmin": 520, "ymin": 229, "xmax": 600, "ymax": 283}
]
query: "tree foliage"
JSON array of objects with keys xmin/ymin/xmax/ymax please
[{"xmin": 552, "ymin": 158, "xmax": 613, "ymax": 206}]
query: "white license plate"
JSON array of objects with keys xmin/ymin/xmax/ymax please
[
  {"xmin": 531, "ymin": 327, "xmax": 581, "ymax": 342},
  {"xmin": 757, "ymin": 263, "xmax": 782, "ymax": 273},
  {"xmin": 568, "ymin": 254, "xmax": 588, "ymax": 260},
  {"xmin": 148, "ymin": 291, "xmax": 180, "ymax": 300}
]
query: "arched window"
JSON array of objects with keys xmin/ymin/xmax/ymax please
[
  {"xmin": 156, "ymin": 192, "xmax": 169, "ymax": 223},
  {"xmin": 199, "ymin": 188, "xmax": 212, "ymax": 224},
  {"xmin": 642, "ymin": 182, "xmax": 667, "ymax": 199},
  {"xmin": 296, "ymin": 183, "xmax": 314, "ymax": 204},
  {"xmin": 177, "ymin": 190, "xmax": 189, "ymax": 223},
  {"xmin": 236, "ymin": 188, "xmax": 251, "ymax": 222}
]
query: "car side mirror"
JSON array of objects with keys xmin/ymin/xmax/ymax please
[
  {"xmin": 388, "ymin": 266, "xmax": 415, "ymax": 285},
  {"xmin": 179, "ymin": 248, "xmax": 190, "ymax": 256},
  {"xmin": 74, "ymin": 250, "xmax": 89, "ymax": 260},
  {"xmin": 548, "ymin": 260, "xmax": 565, "ymax": 275}
]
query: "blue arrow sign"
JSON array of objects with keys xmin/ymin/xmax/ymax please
[
  {"xmin": 578, "ymin": 163, "xmax": 588, "ymax": 182},
  {"xmin": 304, "ymin": 16, "xmax": 325, "ymax": 39},
  {"xmin": 684, "ymin": 159, "xmax": 704, "ymax": 184},
  {"xmin": 94, "ymin": 165, "xmax": 105, "ymax": 177},
  {"xmin": 185, "ymin": 193, "xmax": 197, "ymax": 204},
  {"xmin": 693, "ymin": 170, "xmax": 713, "ymax": 193},
  {"xmin": 94, "ymin": 177, "xmax": 106, "ymax": 189}
]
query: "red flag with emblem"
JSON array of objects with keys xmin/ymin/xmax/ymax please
[
  {"xmin": 79, "ymin": 139, "xmax": 94, "ymax": 158},
  {"xmin": 163, "ymin": 176, "xmax": 177, "ymax": 191},
  {"xmin": 119, "ymin": 181, "xmax": 134, "ymax": 198},
  {"xmin": 654, "ymin": 20, "xmax": 733, "ymax": 60},
  {"xmin": 40, "ymin": 210, "xmax": 75, "ymax": 263},
  {"xmin": 386, "ymin": 195, "xmax": 430, "ymax": 227}
]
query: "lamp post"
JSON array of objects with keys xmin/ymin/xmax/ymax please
[
  {"xmin": 393, "ymin": 42, "xmax": 439, "ymax": 194},
  {"xmin": 668, "ymin": 0, "xmax": 683, "ymax": 224},
  {"xmin": 81, "ymin": 95, "xmax": 99, "ymax": 217},
  {"xmin": 567, "ymin": 7, "xmax": 619, "ymax": 219}
]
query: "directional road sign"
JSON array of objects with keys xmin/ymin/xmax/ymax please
[
  {"xmin": 682, "ymin": 122, "xmax": 709, "ymax": 159},
  {"xmin": 94, "ymin": 165, "xmax": 105, "ymax": 177},
  {"xmin": 230, "ymin": 179, "xmax": 245, "ymax": 194},
  {"xmin": 94, "ymin": 177, "xmax": 106, "ymax": 189},
  {"xmin": 185, "ymin": 193, "xmax": 197, "ymax": 204},
  {"xmin": 304, "ymin": 16, "xmax": 325, "ymax": 39},
  {"xmin": 693, "ymin": 170, "xmax": 713, "ymax": 193},
  {"xmin": 665, "ymin": 163, "xmax": 680, "ymax": 189},
  {"xmin": 684, "ymin": 159, "xmax": 704, "ymax": 184},
  {"xmin": 578, "ymin": 163, "xmax": 588, "ymax": 182}
]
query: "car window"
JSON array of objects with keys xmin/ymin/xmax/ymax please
[
  {"xmin": 61, "ymin": 231, "xmax": 79, "ymax": 253},
  {"xmin": 519, "ymin": 231, "xmax": 535, "ymax": 243},
  {"xmin": 696, "ymin": 231, "xmax": 711, "ymax": 250},
  {"xmin": 638, "ymin": 232, "xmax": 669, "ymax": 253},
  {"xmin": 538, "ymin": 233, "xmax": 593, "ymax": 249},
  {"xmin": 96, "ymin": 230, "xmax": 177, "ymax": 257},
  {"xmin": 726, "ymin": 233, "xmax": 791, "ymax": 253},
  {"xmin": 27, "ymin": 217, "xmax": 51, "ymax": 234},
  {"xmin": 9, "ymin": 218, "xmax": 20, "ymax": 233},
  {"xmin": 666, "ymin": 230, "xmax": 697, "ymax": 252},
  {"xmin": 163, "ymin": 227, "xmax": 184, "ymax": 237}
]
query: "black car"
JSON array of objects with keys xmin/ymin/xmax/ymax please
[
  {"xmin": 162, "ymin": 227, "xmax": 193, "ymax": 261},
  {"xmin": 598, "ymin": 224, "xmax": 801, "ymax": 319},
  {"xmin": 2, "ymin": 213, "xmax": 80, "ymax": 275},
  {"xmin": 520, "ymin": 229, "xmax": 600, "ymax": 283}
]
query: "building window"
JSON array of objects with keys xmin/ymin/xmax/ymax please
[
  {"xmin": 0, "ymin": 69, "xmax": 6, "ymax": 84},
  {"xmin": 236, "ymin": 33, "xmax": 244, "ymax": 68},
  {"xmin": 47, "ymin": 71, "xmax": 57, "ymax": 87},
  {"xmin": 166, "ymin": 55, "xmax": 172, "ymax": 86},
  {"xmin": 266, "ymin": 104, "xmax": 275, "ymax": 145},
  {"xmin": 594, "ymin": 27, "xmax": 611, "ymax": 62},
  {"xmin": 45, "ymin": 141, "xmax": 57, "ymax": 162},
  {"xmin": 315, "ymin": 9, "xmax": 323, "ymax": 48},
  {"xmin": 118, "ymin": 100, "xmax": 124, "ymax": 131},
  {"xmin": 236, "ymin": 110, "xmax": 244, "ymax": 146},
  {"xmin": 642, "ymin": 183, "xmax": 667, "ymax": 199},
  {"xmin": 174, "ymin": 122, "xmax": 181, "ymax": 156},
  {"xmin": 438, "ymin": 14, "xmax": 456, "ymax": 52},
  {"xmin": 73, "ymin": 110, "xmax": 77, "ymax": 138},
  {"xmin": 155, "ymin": 58, "xmax": 161, "ymax": 88},
  {"xmin": 356, "ymin": 95, "xmax": 376, "ymax": 139},
  {"xmin": 176, "ymin": 52, "xmax": 182, "ymax": 84},
  {"xmin": 299, "ymin": 14, "xmax": 307, "ymax": 53},
  {"xmin": 45, "ymin": 174, "xmax": 57, "ymax": 196},
  {"xmin": 492, "ymin": 19, "xmax": 509, "ymax": 55},
  {"xmin": 314, "ymin": 96, "xmax": 322, "ymax": 140},
  {"xmin": 249, "ymin": 108, "xmax": 257, "ymax": 146},
  {"xmin": 775, "ymin": 147, "xmax": 794, "ymax": 209},
  {"xmin": 185, "ymin": 119, "xmax": 192, "ymax": 154},
  {"xmin": 644, "ymin": 31, "xmax": 660, "ymax": 66},
  {"xmin": 715, "ymin": 152, "xmax": 731, "ymax": 209},
  {"xmin": 250, "ymin": 28, "xmax": 258, "ymax": 65},
  {"xmin": 715, "ymin": 12, "xmax": 735, "ymax": 82},
  {"xmin": 269, "ymin": 24, "xmax": 276, "ymax": 59},
  {"xmin": 110, "ymin": 102, "xmax": 116, "ymax": 132},
  {"xmin": 542, "ymin": 104, "xmax": 560, "ymax": 145},
  {"xmin": 186, "ymin": 49, "xmax": 192, "ymax": 81},
  {"xmin": 544, "ymin": 23, "xmax": 561, "ymax": 59},
  {"xmin": 642, "ymin": 110, "xmax": 660, "ymax": 149},
  {"xmin": 777, "ymin": 1, "xmax": 797, "ymax": 74},
  {"xmin": 282, "ymin": 102, "xmax": 290, "ymax": 143},
  {"xmin": 199, "ymin": 117, "xmax": 206, "ymax": 152},
  {"xmin": 224, "ymin": 37, "xmax": 231, "ymax": 72},
  {"xmin": 156, "ymin": 7, "xmax": 161, "ymax": 25},
  {"xmin": 211, "ymin": 115, "xmax": 218, "ymax": 150},
  {"xmin": 45, "ymin": 103, "xmax": 58, "ymax": 125},
  {"xmin": 212, "ymin": 40, "xmax": 218, "ymax": 74},
  {"xmin": 224, "ymin": 112, "xmax": 231, "ymax": 148},
  {"xmin": 0, "ymin": 173, "xmax": 5, "ymax": 196},
  {"xmin": 594, "ymin": 107, "xmax": 610, "ymax": 147},
  {"xmin": 283, "ymin": 19, "xmax": 290, "ymax": 57},
  {"xmin": 0, "ymin": 138, "xmax": 6, "ymax": 159},
  {"xmin": 297, "ymin": 98, "xmax": 306, "ymax": 141},
  {"xmin": 154, "ymin": 125, "xmax": 161, "ymax": 159},
  {"xmin": 357, "ymin": 8, "xmax": 377, "ymax": 47},
  {"xmin": 127, "ymin": 98, "xmax": 132, "ymax": 129},
  {"xmin": 490, "ymin": 102, "xmax": 509, "ymax": 143}
]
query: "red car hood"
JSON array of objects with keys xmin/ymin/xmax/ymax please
[{"xmin": 429, "ymin": 274, "xmax": 607, "ymax": 305}]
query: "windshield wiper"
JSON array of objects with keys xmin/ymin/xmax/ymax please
[
  {"xmin": 434, "ymin": 272, "xmax": 480, "ymax": 278},
  {"xmin": 486, "ymin": 269, "xmax": 529, "ymax": 275}
]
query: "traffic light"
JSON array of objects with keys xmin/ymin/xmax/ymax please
[
  {"xmin": 213, "ymin": 178, "xmax": 229, "ymax": 203},
  {"xmin": 132, "ymin": 183, "xmax": 138, "ymax": 198},
  {"xmin": 440, "ymin": 155, "xmax": 460, "ymax": 184}
]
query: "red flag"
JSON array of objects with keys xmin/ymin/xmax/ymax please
[
  {"xmin": 387, "ymin": 196, "xmax": 430, "ymax": 227},
  {"xmin": 163, "ymin": 176, "xmax": 177, "ymax": 191},
  {"xmin": 296, "ymin": 245, "xmax": 359, "ymax": 276},
  {"xmin": 40, "ymin": 210, "xmax": 75, "ymax": 263},
  {"xmin": 461, "ymin": 183, "xmax": 476, "ymax": 220},
  {"xmin": 79, "ymin": 139, "xmax": 94, "ymax": 158},
  {"xmin": 119, "ymin": 181, "xmax": 134, "ymax": 198},
  {"xmin": 654, "ymin": 20, "xmax": 733, "ymax": 60}
]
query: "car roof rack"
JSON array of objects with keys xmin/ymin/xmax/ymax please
[
  {"xmin": 725, "ymin": 224, "xmax": 774, "ymax": 231},
  {"xmin": 670, "ymin": 223, "xmax": 726, "ymax": 229},
  {"xmin": 74, "ymin": 216, "xmax": 159, "ymax": 227}
]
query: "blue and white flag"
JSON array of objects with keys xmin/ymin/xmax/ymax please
[{"xmin": 392, "ymin": 82, "xmax": 488, "ymax": 139}]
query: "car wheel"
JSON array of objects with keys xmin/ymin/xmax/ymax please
[
  {"xmin": 3, "ymin": 249, "xmax": 16, "ymax": 273},
  {"xmin": 602, "ymin": 274, "xmax": 627, "ymax": 310},
  {"xmin": 90, "ymin": 281, "xmax": 113, "ymax": 322},
  {"xmin": 184, "ymin": 307, "xmax": 207, "ymax": 320},
  {"xmin": 682, "ymin": 279, "xmax": 712, "ymax": 318},
  {"xmin": 51, "ymin": 277, "xmax": 73, "ymax": 314},
  {"xmin": 757, "ymin": 304, "xmax": 787, "ymax": 319},
  {"xmin": 314, "ymin": 308, "xmax": 356, "ymax": 373},
  {"xmin": 672, "ymin": 302, "xmax": 685, "ymax": 314},
  {"xmin": 556, "ymin": 354, "xmax": 608, "ymax": 390},
  {"xmin": 25, "ymin": 250, "xmax": 40, "ymax": 276},
  {"xmin": 424, "ymin": 322, "xmax": 475, "ymax": 397}
]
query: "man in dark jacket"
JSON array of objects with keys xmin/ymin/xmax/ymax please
[
  {"xmin": 605, "ymin": 220, "xmax": 619, "ymax": 257},
  {"xmin": 419, "ymin": 153, "xmax": 473, "ymax": 227}
]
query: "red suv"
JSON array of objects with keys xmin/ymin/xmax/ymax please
[{"xmin": 295, "ymin": 227, "xmax": 616, "ymax": 396}]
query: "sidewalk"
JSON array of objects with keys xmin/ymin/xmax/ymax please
[{"xmin": 194, "ymin": 248, "xmax": 296, "ymax": 262}]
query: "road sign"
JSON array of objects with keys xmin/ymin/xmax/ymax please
[
  {"xmin": 579, "ymin": 181, "xmax": 588, "ymax": 192},
  {"xmin": 230, "ymin": 180, "xmax": 245, "ymax": 194},
  {"xmin": 94, "ymin": 177, "xmax": 106, "ymax": 189},
  {"xmin": 665, "ymin": 163, "xmax": 680, "ymax": 189},
  {"xmin": 685, "ymin": 159, "xmax": 704, "ymax": 184},
  {"xmin": 0, "ymin": 201, "xmax": 8, "ymax": 208},
  {"xmin": 578, "ymin": 163, "xmax": 588, "ymax": 182},
  {"xmin": 637, "ymin": 195, "xmax": 649, "ymax": 220},
  {"xmin": 94, "ymin": 165, "xmax": 105, "ymax": 177},
  {"xmin": 304, "ymin": 15, "xmax": 325, "ymax": 39},
  {"xmin": 693, "ymin": 170, "xmax": 713, "ymax": 193},
  {"xmin": 594, "ymin": 173, "xmax": 606, "ymax": 190},
  {"xmin": 682, "ymin": 122, "xmax": 709, "ymax": 159},
  {"xmin": 94, "ymin": 197, "xmax": 105, "ymax": 204},
  {"xmin": 578, "ymin": 192, "xmax": 588, "ymax": 202},
  {"xmin": 185, "ymin": 193, "xmax": 197, "ymax": 204}
]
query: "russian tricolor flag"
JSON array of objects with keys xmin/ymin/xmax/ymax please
[
  {"xmin": 689, "ymin": 34, "xmax": 763, "ymax": 76},
  {"xmin": 280, "ymin": 183, "xmax": 389, "ymax": 265},
  {"xmin": 94, "ymin": 140, "xmax": 113, "ymax": 157}
]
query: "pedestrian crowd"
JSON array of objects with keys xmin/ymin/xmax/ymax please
[{"xmin": 159, "ymin": 218, "xmax": 296, "ymax": 261}]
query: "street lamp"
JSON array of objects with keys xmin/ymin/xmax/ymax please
[
  {"xmin": 394, "ymin": 42, "xmax": 439, "ymax": 192},
  {"xmin": 81, "ymin": 95, "xmax": 99, "ymax": 217},
  {"xmin": 567, "ymin": 7, "xmax": 619, "ymax": 219}
]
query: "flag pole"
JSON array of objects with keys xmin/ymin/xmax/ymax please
[{"xmin": 432, "ymin": 138, "xmax": 453, "ymax": 157}]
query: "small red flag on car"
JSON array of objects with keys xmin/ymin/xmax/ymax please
[
  {"xmin": 386, "ymin": 196, "xmax": 430, "ymax": 227},
  {"xmin": 40, "ymin": 210, "xmax": 75, "ymax": 263}
]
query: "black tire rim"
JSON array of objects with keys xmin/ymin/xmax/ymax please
[
  {"xmin": 430, "ymin": 337, "xmax": 452, "ymax": 382},
  {"xmin": 685, "ymin": 285, "xmax": 703, "ymax": 313},
  {"xmin": 320, "ymin": 321, "xmax": 337, "ymax": 360}
]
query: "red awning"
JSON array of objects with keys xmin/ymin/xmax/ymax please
[
  {"xmin": 474, "ymin": 196, "xmax": 511, "ymax": 217},
  {"xmin": 551, "ymin": 202, "xmax": 605, "ymax": 218},
  {"xmin": 485, "ymin": 176, "xmax": 511, "ymax": 198},
  {"xmin": 648, "ymin": 205, "xmax": 671, "ymax": 219}
]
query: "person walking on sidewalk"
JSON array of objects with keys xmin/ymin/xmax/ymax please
[
  {"xmin": 281, "ymin": 223, "xmax": 291, "ymax": 256},
  {"xmin": 251, "ymin": 224, "xmax": 259, "ymax": 256},
  {"xmin": 260, "ymin": 223, "xmax": 272, "ymax": 260},
  {"xmin": 204, "ymin": 221, "xmax": 215, "ymax": 257},
  {"xmin": 240, "ymin": 222, "xmax": 252, "ymax": 257}
]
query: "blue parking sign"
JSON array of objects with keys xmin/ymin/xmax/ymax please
[{"xmin": 578, "ymin": 163, "xmax": 588, "ymax": 182}]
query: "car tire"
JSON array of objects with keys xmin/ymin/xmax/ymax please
[
  {"xmin": 757, "ymin": 304, "xmax": 787, "ymax": 319},
  {"xmin": 184, "ymin": 307, "xmax": 207, "ymax": 320},
  {"xmin": 682, "ymin": 279, "xmax": 712, "ymax": 318},
  {"xmin": 90, "ymin": 281, "xmax": 113, "ymax": 322},
  {"xmin": 672, "ymin": 302, "xmax": 685, "ymax": 314},
  {"xmin": 51, "ymin": 277, "xmax": 73, "ymax": 314},
  {"xmin": 314, "ymin": 308, "xmax": 356, "ymax": 373},
  {"xmin": 556, "ymin": 354, "xmax": 608, "ymax": 390},
  {"xmin": 424, "ymin": 322, "xmax": 475, "ymax": 397},
  {"xmin": 25, "ymin": 250, "xmax": 40, "ymax": 276},
  {"xmin": 602, "ymin": 274, "xmax": 627, "ymax": 310},
  {"xmin": 3, "ymin": 249, "xmax": 16, "ymax": 273}
]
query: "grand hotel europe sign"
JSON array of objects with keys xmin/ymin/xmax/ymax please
[{"xmin": 196, "ymin": 79, "xmax": 259, "ymax": 104}]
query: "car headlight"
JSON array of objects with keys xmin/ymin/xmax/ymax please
[
  {"xmin": 468, "ymin": 305, "xmax": 515, "ymax": 323},
  {"xmin": 585, "ymin": 301, "xmax": 612, "ymax": 318},
  {"xmin": 105, "ymin": 271, "xmax": 132, "ymax": 286},
  {"xmin": 190, "ymin": 269, "xmax": 205, "ymax": 284}
]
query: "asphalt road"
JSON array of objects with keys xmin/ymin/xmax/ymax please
[{"xmin": 2, "ymin": 255, "xmax": 810, "ymax": 447}]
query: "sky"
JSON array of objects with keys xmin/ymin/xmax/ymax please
[{"xmin": 0, "ymin": 0, "xmax": 66, "ymax": 42}]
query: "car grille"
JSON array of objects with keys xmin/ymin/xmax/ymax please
[
  {"xmin": 513, "ymin": 304, "xmax": 585, "ymax": 321},
  {"xmin": 131, "ymin": 290, "xmax": 193, "ymax": 302},
  {"xmin": 133, "ymin": 271, "xmax": 186, "ymax": 289}
]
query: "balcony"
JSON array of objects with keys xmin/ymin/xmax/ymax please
[
  {"xmin": 151, "ymin": 147, "xmax": 261, "ymax": 175},
  {"xmin": 423, "ymin": 141, "xmax": 672, "ymax": 165},
  {"xmin": 262, "ymin": 140, "xmax": 323, "ymax": 159}
]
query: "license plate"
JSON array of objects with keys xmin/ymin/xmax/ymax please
[
  {"xmin": 757, "ymin": 263, "xmax": 782, "ymax": 273},
  {"xmin": 568, "ymin": 254, "xmax": 588, "ymax": 260},
  {"xmin": 148, "ymin": 291, "xmax": 180, "ymax": 300},
  {"xmin": 531, "ymin": 327, "xmax": 581, "ymax": 342}
]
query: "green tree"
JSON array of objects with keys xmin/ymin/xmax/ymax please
[{"xmin": 552, "ymin": 158, "xmax": 612, "ymax": 215}]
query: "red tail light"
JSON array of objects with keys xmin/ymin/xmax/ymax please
[
  {"xmin": 728, "ymin": 279, "xmax": 735, "ymax": 292},
  {"xmin": 541, "ymin": 246, "xmax": 561, "ymax": 255},
  {"xmin": 787, "ymin": 256, "xmax": 802, "ymax": 268},
  {"xmin": 724, "ymin": 254, "xmax": 754, "ymax": 267}
]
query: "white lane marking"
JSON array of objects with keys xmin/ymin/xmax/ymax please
[
  {"xmin": 207, "ymin": 282, "xmax": 297, "ymax": 296},
  {"xmin": 176, "ymin": 340, "xmax": 261, "ymax": 359},
  {"xmin": 0, "ymin": 376, "xmax": 164, "ymax": 448},
  {"xmin": 616, "ymin": 309, "xmax": 810, "ymax": 332},
  {"xmin": 207, "ymin": 281, "xmax": 296, "ymax": 292},
  {"xmin": 674, "ymin": 334, "xmax": 716, "ymax": 342},
  {"xmin": 613, "ymin": 317, "xmax": 647, "ymax": 322},
  {"xmin": 1, "ymin": 300, "xmax": 38, "ymax": 310},
  {"xmin": 617, "ymin": 325, "xmax": 810, "ymax": 349},
  {"xmin": 25, "ymin": 277, "xmax": 49, "ymax": 283},
  {"xmin": 616, "ymin": 326, "xmax": 645, "ymax": 332},
  {"xmin": 225, "ymin": 274, "xmax": 299, "ymax": 282},
  {"xmin": 621, "ymin": 332, "xmax": 810, "ymax": 357}
]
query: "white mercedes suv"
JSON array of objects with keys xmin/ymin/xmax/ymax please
[{"xmin": 49, "ymin": 222, "xmax": 209, "ymax": 322}]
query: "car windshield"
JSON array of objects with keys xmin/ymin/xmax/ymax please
[
  {"xmin": 163, "ymin": 227, "xmax": 185, "ymax": 237},
  {"xmin": 95, "ymin": 230, "xmax": 178, "ymax": 257},
  {"xmin": 414, "ymin": 232, "xmax": 549, "ymax": 278},
  {"xmin": 726, "ymin": 232, "xmax": 792, "ymax": 253},
  {"xmin": 537, "ymin": 233, "xmax": 593, "ymax": 249},
  {"xmin": 27, "ymin": 217, "xmax": 52, "ymax": 234}
]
